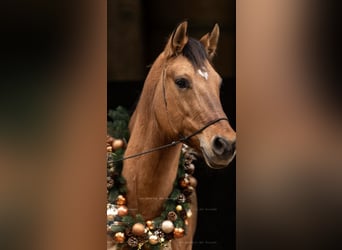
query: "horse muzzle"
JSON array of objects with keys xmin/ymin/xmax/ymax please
[{"xmin": 200, "ymin": 135, "xmax": 236, "ymax": 169}]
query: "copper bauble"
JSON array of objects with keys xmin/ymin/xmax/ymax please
[
  {"xmin": 116, "ymin": 195, "xmax": 126, "ymax": 205},
  {"xmin": 112, "ymin": 139, "xmax": 124, "ymax": 150},
  {"xmin": 117, "ymin": 206, "xmax": 128, "ymax": 216},
  {"xmin": 173, "ymin": 228, "xmax": 185, "ymax": 238},
  {"xmin": 113, "ymin": 232, "xmax": 125, "ymax": 243},
  {"xmin": 132, "ymin": 223, "xmax": 145, "ymax": 236}
]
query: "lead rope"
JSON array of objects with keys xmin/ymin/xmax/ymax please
[{"xmin": 113, "ymin": 117, "xmax": 228, "ymax": 162}]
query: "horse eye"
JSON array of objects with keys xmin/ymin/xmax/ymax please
[{"xmin": 174, "ymin": 78, "xmax": 190, "ymax": 89}]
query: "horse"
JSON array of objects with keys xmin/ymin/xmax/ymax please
[{"xmin": 108, "ymin": 21, "xmax": 236, "ymax": 250}]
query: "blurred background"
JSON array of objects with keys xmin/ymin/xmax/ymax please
[{"xmin": 108, "ymin": 1, "xmax": 236, "ymax": 249}]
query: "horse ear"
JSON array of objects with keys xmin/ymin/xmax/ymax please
[
  {"xmin": 164, "ymin": 21, "xmax": 189, "ymax": 58},
  {"xmin": 200, "ymin": 23, "xmax": 220, "ymax": 60}
]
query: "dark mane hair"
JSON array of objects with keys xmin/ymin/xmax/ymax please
[{"xmin": 182, "ymin": 37, "xmax": 208, "ymax": 69}]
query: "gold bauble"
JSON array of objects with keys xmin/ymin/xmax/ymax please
[
  {"xmin": 113, "ymin": 232, "xmax": 125, "ymax": 243},
  {"xmin": 106, "ymin": 146, "xmax": 112, "ymax": 152},
  {"xmin": 161, "ymin": 220, "xmax": 174, "ymax": 234},
  {"xmin": 146, "ymin": 220, "xmax": 154, "ymax": 229},
  {"xmin": 132, "ymin": 223, "xmax": 145, "ymax": 236},
  {"xmin": 176, "ymin": 205, "xmax": 183, "ymax": 212}
]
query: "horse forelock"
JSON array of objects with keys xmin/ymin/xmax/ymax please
[{"xmin": 182, "ymin": 37, "xmax": 208, "ymax": 70}]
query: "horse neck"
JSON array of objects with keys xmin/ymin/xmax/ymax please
[
  {"xmin": 122, "ymin": 56, "xmax": 182, "ymax": 219},
  {"xmin": 123, "ymin": 114, "xmax": 182, "ymax": 219}
]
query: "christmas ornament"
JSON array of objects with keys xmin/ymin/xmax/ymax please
[
  {"xmin": 167, "ymin": 211, "xmax": 178, "ymax": 221},
  {"xmin": 184, "ymin": 163, "xmax": 195, "ymax": 174},
  {"xmin": 176, "ymin": 205, "xmax": 183, "ymax": 212},
  {"xmin": 132, "ymin": 223, "xmax": 145, "ymax": 236},
  {"xmin": 179, "ymin": 176, "xmax": 190, "ymax": 188},
  {"xmin": 113, "ymin": 232, "xmax": 125, "ymax": 243},
  {"xmin": 112, "ymin": 139, "xmax": 124, "ymax": 150},
  {"xmin": 127, "ymin": 236, "xmax": 139, "ymax": 248},
  {"xmin": 117, "ymin": 206, "xmax": 128, "ymax": 216},
  {"xmin": 107, "ymin": 204, "xmax": 118, "ymax": 217},
  {"xmin": 188, "ymin": 176, "xmax": 197, "ymax": 187},
  {"xmin": 183, "ymin": 186, "xmax": 194, "ymax": 196},
  {"xmin": 146, "ymin": 220, "xmax": 154, "ymax": 229},
  {"xmin": 106, "ymin": 132, "xmax": 198, "ymax": 249},
  {"xmin": 173, "ymin": 228, "xmax": 185, "ymax": 238},
  {"xmin": 177, "ymin": 194, "xmax": 186, "ymax": 204},
  {"xmin": 116, "ymin": 195, "xmax": 126, "ymax": 205},
  {"xmin": 161, "ymin": 220, "xmax": 174, "ymax": 234},
  {"xmin": 107, "ymin": 214, "xmax": 115, "ymax": 222},
  {"xmin": 108, "ymin": 167, "xmax": 115, "ymax": 175},
  {"xmin": 154, "ymin": 229, "xmax": 165, "ymax": 239},
  {"xmin": 148, "ymin": 234, "xmax": 159, "ymax": 245}
]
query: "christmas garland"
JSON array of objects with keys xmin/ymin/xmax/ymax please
[{"xmin": 107, "ymin": 107, "xmax": 197, "ymax": 249}]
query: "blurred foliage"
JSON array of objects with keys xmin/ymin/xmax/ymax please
[{"xmin": 107, "ymin": 106, "xmax": 130, "ymax": 140}]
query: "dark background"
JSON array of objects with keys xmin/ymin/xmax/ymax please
[{"xmin": 108, "ymin": 0, "xmax": 236, "ymax": 249}]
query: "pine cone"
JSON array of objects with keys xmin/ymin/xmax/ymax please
[
  {"xmin": 127, "ymin": 236, "xmax": 138, "ymax": 248},
  {"xmin": 184, "ymin": 163, "xmax": 195, "ymax": 174},
  {"xmin": 167, "ymin": 211, "xmax": 178, "ymax": 221}
]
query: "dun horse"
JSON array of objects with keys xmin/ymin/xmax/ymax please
[{"xmin": 108, "ymin": 21, "xmax": 236, "ymax": 250}]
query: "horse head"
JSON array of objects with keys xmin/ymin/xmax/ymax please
[{"xmin": 136, "ymin": 21, "xmax": 236, "ymax": 168}]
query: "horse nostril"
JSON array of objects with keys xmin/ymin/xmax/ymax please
[{"xmin": 212, "ymin": 136, "xmax": 235, "ymax": 157}]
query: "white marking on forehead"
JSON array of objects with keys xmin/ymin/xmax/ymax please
[{"xmin": 197, "ymin": 68, "xmax": 208, "ymax": 80}]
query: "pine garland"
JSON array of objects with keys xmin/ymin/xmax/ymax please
[{"xmin": 107, "ymin": 107, "xmax": 197, "ymax": 249}]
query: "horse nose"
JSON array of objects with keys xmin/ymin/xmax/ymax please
[{"xmin": 212, "ymin": 136, "xmax": 236, "ymax": 157}]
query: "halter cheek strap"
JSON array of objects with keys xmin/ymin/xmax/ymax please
[{"xmin": 161, "ymin": 66, "xmax": 179, "ymax": 138}]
